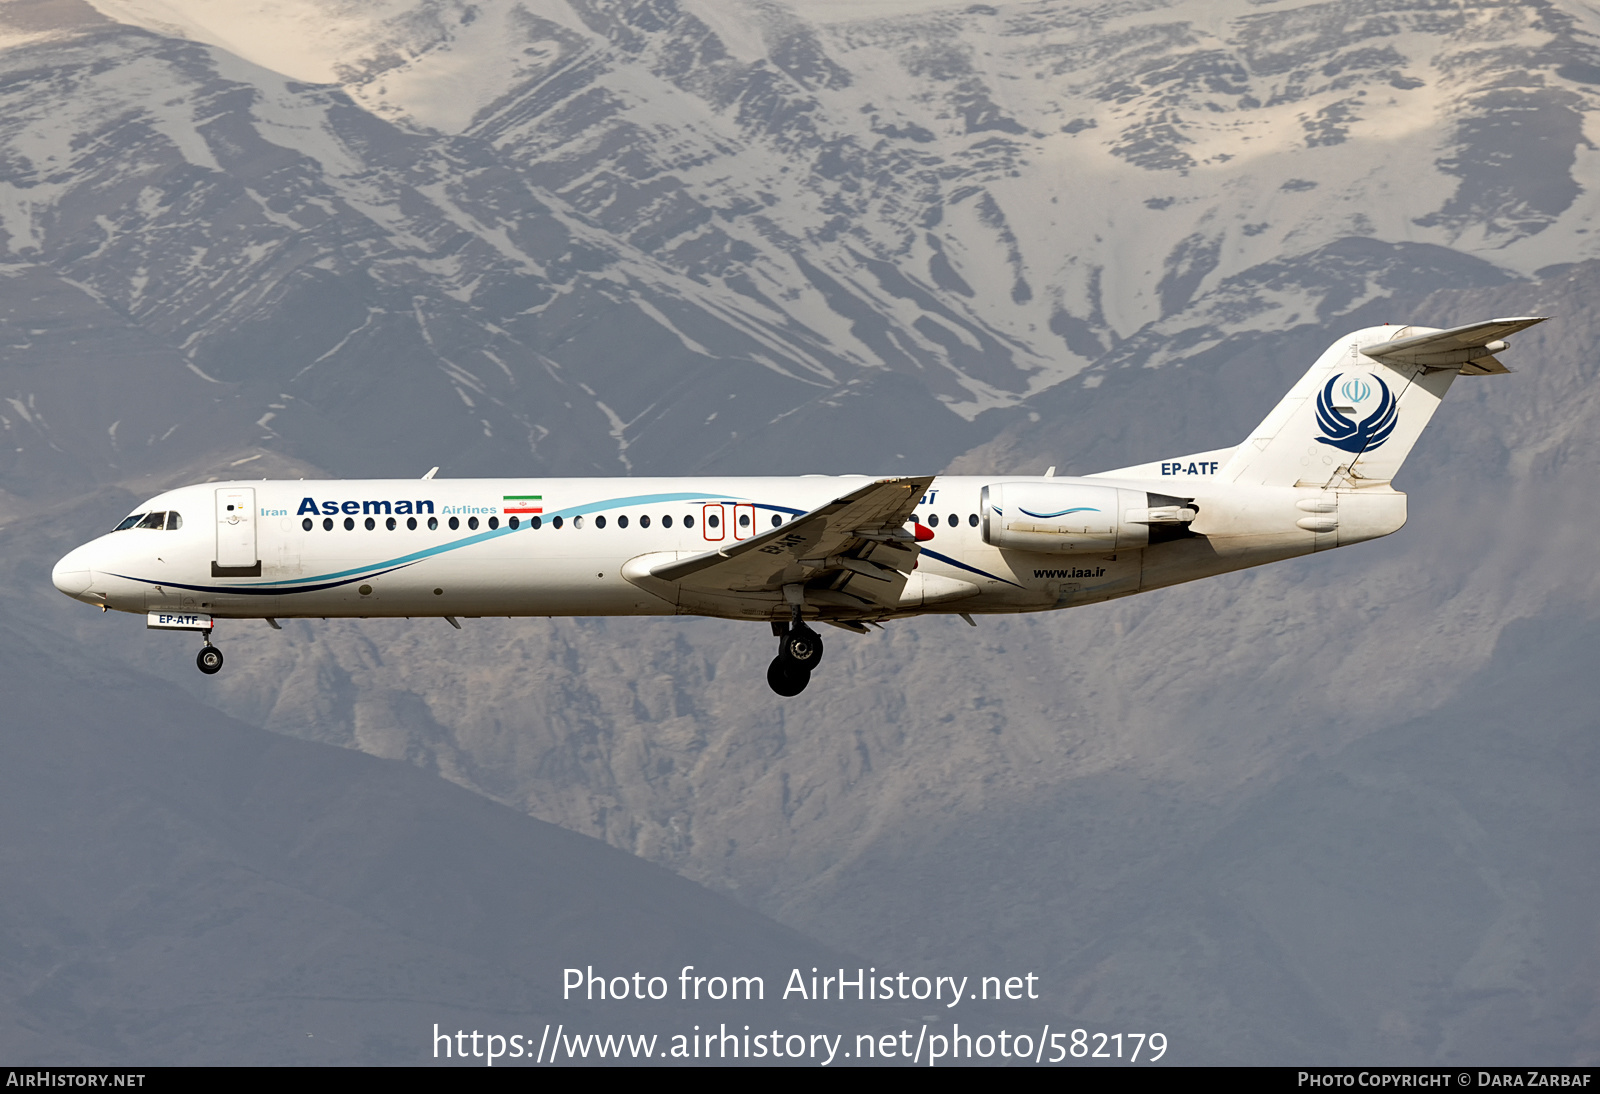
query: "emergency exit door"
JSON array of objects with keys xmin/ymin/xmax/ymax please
[{"xmin": 702, "ymin": 503, "xmax": 725, "ymax": 541}]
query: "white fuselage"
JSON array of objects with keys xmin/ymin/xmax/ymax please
[
  {"xmin": 47, "ymin": 317, "xmax": 1533, "ymax": 694},
  {"xmin": 50, "ymin": 473, "xmax": 1403, "ymax": 624}
]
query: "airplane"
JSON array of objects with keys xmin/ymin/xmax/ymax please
[{"xmin": 51, "ymin": 317, "xmax": 1544, "ymax": 695}]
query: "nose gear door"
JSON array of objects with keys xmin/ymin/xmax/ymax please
[{"xmin": 214, "ymin": 487, "xmax": 260, "ymax": 576}]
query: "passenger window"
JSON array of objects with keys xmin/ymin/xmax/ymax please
[
  {"xmin": 684, "ymin": 514, "xmax": 694, "ymax": 528},
  {"xmin": 364, "ymin": 517, "xmax": 375, "ymax": 530},
  {"xmin": 552, "ymin": 516, "xmax": 563, "ymax": 529},
  {"xmin": 113, "ymin": 514, "xmax": 144, "ymax": 531},
  {"xmin": 909, "ymin": 514, "xmax": 920, "ymax": 524},
  {"xmin": 595, "ymin": 515, "xmax": 607, "ymax": 529},
  {"xmin": 488, "ymin": 517, "xmax": 499, "ymax": 529},
  {"xmin": 771, "ymin": 514, "xmax": 782, "ymax": 527},
  {"xmin": 530, "ymin": 516, "xmax": 541, "ymax": 529},
  {"xmin": 137, "ymin": 512, "xmax": 166, "ymax": 529},
  {"xmin": 302, "ymin": 517, "xmax": 314, "ymax": 531},
  {"xmin": 407, "ymin": 517, "xmax": 417, "ymax": 530},
  {"xmin": 509, "ymin": 516, "xmax": 519, "ymax": 529},
  {"xmin": 738, "ymin": 513, "xmax": 749, "ymax": 527},
  {"xmin": 449, "ymin": 517, "xmax": 459, "ymax": 530},
  {"xmin": 640, "ymin": 514, "xmax": 651, "ymax": 528},
  {"xmin": 968, "ymin": 513, "xmax": 978, "ymax": 527},
  {"xmin": 618, "ymin": 515, "xmax": 628, "ymax": 528},
  {"xmin": 428, "ymin": 516, "xmax": 438, "ymax": 530},
  {"xmin": 166, "ymin": 512, "xmax": 183, "ymax": 530},
  {"xmin": 948, "ymin": 514, "xmax": 958, "ymax": 528},
  {"xmin": 323, "ymin": 517, "xmax": 334, "ymax": 531},
  {"xmin": 662, "ymin": 514, "xmax": 673, "ymax": 528},
  {"xmin": 708, "ymin": 514, "xmax": 720, "ymax": 528},
  {"xmin": 468, "ymin": 516, "xmax": 479, "ymax": 530},
  {"xmin": 344, "ymin": 517, "xmax": 355, "ymax": 530},
  {"xmin": 386, "ymin": 516, "xmax": 397, "ymax": 530},
  {"xmin": 927, "ymin": 513, "xmax": 939, "ymax": 527}
]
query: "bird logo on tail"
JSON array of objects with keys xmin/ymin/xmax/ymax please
[{"xmin": 1315, "ymin": 373, "xmax": 1398, "ymax": 453}]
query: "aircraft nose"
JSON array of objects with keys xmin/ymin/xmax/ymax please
[{"xmin": 52, "ymin": 546, "xmax": 95, "ymax": 598}]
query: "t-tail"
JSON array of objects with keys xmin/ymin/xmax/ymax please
[
  {"xmin": 1092, "ymin": 316, "xmax": 1546, "ymax": 558},
  {"xmin": 1219, "ymin": 317, "xmax": 1547, "ymax": 488}
]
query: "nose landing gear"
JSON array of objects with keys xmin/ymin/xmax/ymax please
[
  {"xmin": 196, "ymin": 636, "xmax": 224, "ymax": 675},
  {"xmin": 767, "ymin": 610, "xmax": 824, "ymax": 696}
]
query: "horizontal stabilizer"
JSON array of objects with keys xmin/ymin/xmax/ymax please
[{"xmin": 1360, "ymin": 317, "xmax": 1547, "ymax": 374}]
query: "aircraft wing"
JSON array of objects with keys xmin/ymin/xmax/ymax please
[
  {"xmin": 1360, "ymin": 316, "xmax": 1547, "ymax": 375},
  {"xmin": 648, "ymin": 476, "xmax": 933, "ymax": 609}
]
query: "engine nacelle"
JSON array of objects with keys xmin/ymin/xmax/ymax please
[{"xmin": 981, "ymin": 482, "xmax": 1196, "ymax": 554}]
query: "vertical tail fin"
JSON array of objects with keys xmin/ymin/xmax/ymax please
[{"xmin": 1219, "ymin": 318, "xmax": 1546, "ymax": 488}]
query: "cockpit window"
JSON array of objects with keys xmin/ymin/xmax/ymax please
[
  {"xmin": 136, "ymin": 512, "xmax": 167, "ymax": 529},
  {"xmin": 166, "ymin": 511, "xmax": 182, "ymax": 530},
  {"xmin": 113, "ymin": 514, "xmax": 145, "ymax": 531}
]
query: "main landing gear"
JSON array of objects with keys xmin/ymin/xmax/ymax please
[
  {"xmin": 196, "ymin": 636, "xmax": 223, "ymax": 675},
  {"xmin": 767, "ymin": 615, "xmax": 824, "ymax": 696}
]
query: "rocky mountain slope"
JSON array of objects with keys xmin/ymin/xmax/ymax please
[{"xmin": 1, "ymin": 608, "xmax": 972, "ymax": 1064}]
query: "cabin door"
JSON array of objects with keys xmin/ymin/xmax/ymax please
[{"xmin": 214, "ymin": 487, "xmax": 259, "ymax": 575}]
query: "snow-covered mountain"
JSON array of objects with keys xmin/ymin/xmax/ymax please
[
  {"xmin": 82, "ymin": 0, "xmax": 1600, "ymax": 328},
  {"xmin": 5, "ymin": 0, "xmax": 1600, "ymax": 487}
]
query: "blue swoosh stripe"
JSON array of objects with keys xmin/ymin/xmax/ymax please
[
  {"xmin": 1017, "ymin": 506, "xmax": 1098, "ymax": 519},
  {"xmin": 113, "ymin": 489, "xmax": 1020, "ymax": 598},
  {"xmin": 248, "ymin": 491, "xmax": 733, "ymax": 589},
  {"xmin": 918, "ymin": 547, "xmax": 1024, "ymax": 588},
  {"xmin": 109, "ymin": 563, "xmax": 419, "ymax": 597},
  {"xmin": 110, "ymin": 490, "xmax": 776, "ymax": 597}
]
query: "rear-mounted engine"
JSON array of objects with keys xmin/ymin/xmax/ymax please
[{"xmin": 980, "ymin": 482, "xmax": 1197, "ymax": 554}]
